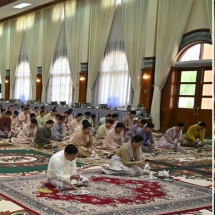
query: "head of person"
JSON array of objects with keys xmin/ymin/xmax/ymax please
[
  {"xmin": 82, "ymin": 119, "xmax": 89, "ymax": 126},
  {"xmin": 21, "ymin": 105, "xmax": 25, "ymax": 110},
  {"xmin": 40, "ymin": 110, "xmax": 46, "ymax": 117},
  {"xmin": 144, "ymin": 122, "xmax": 155, "ymax": 133},
  {"xmin": 23, "ymin": 108, "xmax": 29, "ymax": 114},
  {"xmin": 175, "ymin": 122, "xmax": 185, "ymax": 131},
  {"xmin": 197, "ymin": 121, "xmax": 206, "ymax": 130},
  {"xmin": 46, "ymin": 120, "xmax": 54, "ymax": 129},
  {"xmin": 64, "ymin": 144, "xmax": 78, "ymax": 161},
  {"xmin": 105, "ymin": 114, "xmax": 112, "ymax": 120},
  {"xmin": 8, "ymin": 105, "xmax": 13, "ymax": 111},
  {"xmin": 30, "ymin": 119, "xmax": 38, "ymax": 128},
  {"xmin": 82, "ymin": 123, "xmax": 92, "ymax": 134},
  {"xmin": 13, "ymin": 104, "xmax": 18, "ymax": 110},
  {"xmin": 57, "ymin": 115, "xmax": 65, "ymax": 124},
  {"xmin": 51, "ymin": 109, "xmax": 57, "ymax": 116},
  {"xmin": 76, "ymin": 113, "xmax": 83, "ymax": 121},
  {"xmin": 91, "ymin": 114, "xmax": 96, "ymax": 119},
  {"xmin": 55, "ymin": 113, "xmax": 61, "ymax": 120},
  {"xmin": 5, "ymin": 110, "xmax": 12, "ymax": 118},
  {"xmin": 131, "ymin": 135, "xmax": 144, "ymax": 148},
  {"xmin": 64, "ymin": 111, "xmax": 71, "ymax": 117},
  {"xmin": 112, "ymin": 113, "xmax": 119, "ymax": 122},
  {"xmin": 84, "ymin": 111, "xmax": 91, "ymax": 119},
  {"xmin": 34, "ymin": 107, "xmax": 39, "ymax": 112},
  {"xmin": 68, "ymin": 109, "xmax": 73, "ymax": 114},
  {"xmin": 30, "ymin": 113, "xmax": 36, "ymax": 119},
  {"xmin": 12, "ymin": 110, "xmax": 19, "ymax": 118},
  {"xmin": 105, "ymin": 119, "xmax": 114, "ymax": 128},
  {"xmin": 138, "ymin": 119, "xmax": 148, "ymax": 127},
  {"xmin": 26, "ymin": 105, "xmax": 31, "ymax": 109},
  {"xmin": 1, "ymin": 109, "xmax": 6, "ymax": 115},
  {"xmin": 129, "ymin": 110, "xmax": 136, "ymax": 119},
  {"xmin": 40, "ymin": 106, "xmax": 45, "ymax": 111},
  {"xmin": 115, "ymin": 122, "xmax": 125, "ymax": 133}
]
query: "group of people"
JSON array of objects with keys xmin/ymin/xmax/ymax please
[{"xmin": 0, "ymin": 104, "xmax": 207, "ymax": 191}]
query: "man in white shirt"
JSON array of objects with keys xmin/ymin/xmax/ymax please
[{"xmin": 47, "ymin": 144, "xmax": 80, "ymax": 190}]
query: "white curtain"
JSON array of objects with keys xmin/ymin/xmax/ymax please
[
  {"xmin": 121, "ymin": 0, "xmax": 148, "ymax": 106},
  {"xmin": 26, "ymin": 12, "xmax": 37, "ymax": 100},
  {"xmin": 14, "ymin": 34, "xmax": 32, "ymax": 102},
  {"xmin": 205, "ymin": 0, "xmax": 212, "ymax": 33},
  {"xmin": 46, "ymin": 22, "xmax": 72, "ymax": 105},
  {"xmin": 9, "ymin": 16, "xmax": 25, "ymax": 98},
  {"xmin": 64, "ymin": 0, "xmax": 85, "ymax": 102},
  {"xmin": 150, "ymin": 0, "xmax": 193, "ymax": 130},
  {"xmin": 86, "ymin": 0, "xmax": 116, "ymax": 103},
  {"xmin": 93, "ymin": 5, "xmax": 131, "ymax": 108},
  {"xmin": 41, "ymin": 4, "xmax": 63, "ymax": 103}
]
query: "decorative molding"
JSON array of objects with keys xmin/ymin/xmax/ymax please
[
  {"xmin": 37, "ymin": 67, "xmax": 42, "ymax": 75},
  {"xmin": 6, "ymin": 69, "xmax": 10, "ymax": 77},
  {"xmin": 179, "ymin": 31, "xmax": 211, "ymax": 51},
  {"xmin": 142, "ymin": 57, "xmax": 156, "ymax": 69},
  {"xmin": 80, "ymin": 63, "xmax": 88, "ymax": 72}
]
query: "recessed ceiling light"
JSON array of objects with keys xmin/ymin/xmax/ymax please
[{"xmin": 13, "ymin": 3, "xmax": 31, "ymax": 9}]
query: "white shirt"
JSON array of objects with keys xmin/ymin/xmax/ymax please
[{"xmin": 47, "ymin": 150, "xmax": 77, "ymax": 184}]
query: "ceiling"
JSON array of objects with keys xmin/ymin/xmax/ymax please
[{"xmin": 0, "ymin": 0, "xmax": 56, "ymax": 22}]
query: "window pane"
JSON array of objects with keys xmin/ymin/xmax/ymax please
[
  {"xmin": 179, "ymin": 44, "xmax": 200, "ymax": 61},
  {"xmin": 202, "ymin": 43, "xmax": 212, "ymax": 60},
  {"xmin": 201, "ymin": 98, "xmax": 212, "ymax": 109},
  {"xmin": 178, "ymin": 97, "xmax": 194, "ymax": 108},
  {"xmin": 179, "ymin": 84, "xmax": 196, "ymax": 95},
  {"xmin": 202, "ymin": 84, "xmax": 212, "ymax": 96},
  {"xmin": 204, "ymin": 70, "xmax": 212, "ymax": 82},
  {"xmin": 181, "ymin": 71, "xmax": 197, "ymax": 82}
]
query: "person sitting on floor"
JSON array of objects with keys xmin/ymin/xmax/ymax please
[
  {"xmin": 0, "ymin": 110, "xmax": 12, "ymax": 138},
  {"xmin": 47, "ymin": 144, "xmax": 81, "ymax": 190},
  {"xmin": 157, "ymin": 122, "xmax": 185, "ymax": 150},
  {"xmin": 51, "ymin": 115, "xmax": 66, "ymax": 141},
  {"xmin": 10, "ymin": 110, "xmax": 20, "ymax": 136},
  {"xmin": 122, "ymin": 110, "xmax": 136, "ymax": 132},
  {"xmin": 32, "ymin": 106, "xmax": 40, "ymax": 117},
  {"xmin": 18, "ymin": 108, "xmax": 30, "ymax": 128},
  {"xmin": 72, "ymin": 123, "xmax": 93, "ymax": 158},
  {"xmin": 45, "ymin": 109, "xmax": 57, "ymax": 121},
  {"xmin": 137, "ymin": 122, "xmax": 155, "ymax": 152},
  {"xmin": 15, "ymin": 119, "xmax": 38, "ymax": 144},
  {"xmin": 37, "ymin": 110, "xmax": 47, "ymax": 127},
  {"xmin": 124, "ymin": 119, "xmax": 148, "ymax": 142},
  {"xmin": 99, "ymin": 114, "xmax": 112, "ymax": 126},
  {"xmin": 0, "ymin": 109, "xmax": 6, "ymax": 118},
  {"xmin": 104, "ymin": 122, "xmax": 125, "ymax": 150},
  {"xmin": 69, "ymin": 113, "xmax": 83, "ymax": 134},
  {"xmin": 181, "ymin": 121, "xmax": 207, "ymax": 147},
  {"xmin": 111, "ymin": 113, "xmax": 119, "ymax": 128},
  {"xmin": 64, "ymin": 111, "xmax": 72, "ymax": 133},
  {"xmin": 96, "ymin": 119, "xmax": 114, "ymax": 146},
  {"xmin": 74, "ymin": 119, "xmax": 89, "ymax": 134},
  {"xmin": 82, "ymin": 111, "xmax": 93, "ymax": 125},
  {"xmin": 34, "ymin": 120, "xmax": 54, "ymax": 149},
  {"xmin": 102, "ymin": 135, "xmax": 145, "ymax": 177}
]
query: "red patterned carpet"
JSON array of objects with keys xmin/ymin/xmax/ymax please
[{"xmin": 0, "ymin": 169, "xmax": 211, "ymax": 215}]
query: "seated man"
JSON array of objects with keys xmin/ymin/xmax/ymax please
[
  {"xmin": 18, "ymin": 108, "xmax": 30, "ymax": 128},
  {"xmin": 99, "ymin": 114, "xmax": 112, "ymax": 126},
  {"xmin": 47, "ymin": 144, "xmax": 87, "ymax": 190},
  {"xmin": 34, "ymin": 120, "xmax": 54, "ymax": 149},
  {"xmin": 16, "ymin": 119, "xmax": 38, "ymax": 144},
  {"xmin": 82, "ymin": 111, "xmax": 93, "ymax": 125},
  {"xmin": 104, "ymin": 122, "xmax": 125, "ymax": 150},
  {"xmin": 45, "ymin": 109, "xmax": 57, "ymax": 121},
  {"xmin": 122, "ymin": 110, "xmax": 136, "ymax": 132},
  {"xmin": 102, "ymin": 135, "xmax": 145, "ymax": 177},
  {"xmin": 10, "ymin": 110, "xmax": 20, "ymax": 136},
  {"xmin": 51, "ymin": 115, "xmax": 66, "ymax": 141},
  {"xmin": 181, "ymin": 121, "xmax": 206, "ymax": 147},
  {"xmin": 0, "ymin": 110, "xmax": 12, "ymax": 138},
  {"xmin": 69, "ymin": 113, "xmax": 83, "ymax": 134},
  {"xmin": 96, "ymin": 119, "xmax": 114, "ymax": 145}
]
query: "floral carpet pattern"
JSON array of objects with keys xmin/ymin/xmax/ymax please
[{"xmin": 0, "ymin": 170, "xmax": 211, "ymax": 215}]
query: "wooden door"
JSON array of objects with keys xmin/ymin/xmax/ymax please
[{"xmin": 174, "ymin": 67, "xmax": 212, "ymax": 136}]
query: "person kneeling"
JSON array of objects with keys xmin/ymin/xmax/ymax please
[
  {"xmin": 47, "ymin": 144, "xmax": 82, "ymax": 190},
  {"xmin": 102, "ymin": 135, "xmax": 145, "ymax": 177}
]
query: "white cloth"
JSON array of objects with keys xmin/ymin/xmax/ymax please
[{"xmin": 47, "ymin": 150, "xmax": 77, "ymax": 184}]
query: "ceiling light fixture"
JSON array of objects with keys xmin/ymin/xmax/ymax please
[{"xmin": 13, "ymin": 3, "xmax": 31, "ymax": 9}]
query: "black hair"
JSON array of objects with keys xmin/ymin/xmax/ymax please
[
  {"xmin": 176, "ymin": 121, "xmax": 185, "ymax": 127},
  {"xmin": 112, "ymin": 113, "xmax": 119, "ymax": 118},
  {"xmin": 91, "ymin": 114, "xmax": 96, "ymax": 119},
  {"xmin": 46, "ymin": 120, "xmax": 54, "ymax": 124},
  {"xmin": 24, "ymin": 108, "xmax": 29, "ymax": 111},
  {"xmin": 131, "ymin": 135, "xmax": 144, "ymax": 143},
  {"xmin": 51, "ymin": 109, "xmax": 57, "ymax": 113},
  {"xmin": 76, "ymin": 113, "xmax": 83, "ymax": 118},
  {"xmin": 139, "ymin": 119, "xmax": 148, "ymax": 124},
  {"xmin": 68, "ymin": 109, "xmax": 73, "ymax": 113},
  {"xmin": 58, "ymin": 115, "xmax": 65, "ymax": 121},
  {"xmin": 106, "ymin": 119, "xmax": 114, "ymax": 124},
  {"xmin": 13, "ymin": 110, "xmax": 19, "ymax": 115},
  {"xmin": 55, "ymin": 113, "xmax": 61, "ymax": 118},
  {"xmin": 21, "ymin": 105, "xmax": 25, "ymax": 108},
  {"xmin": 30, "ymin": 113, "xmax": 36, "ymax": 118},
  {"xmin": 64, "ymin": 111, "xmax": 71, "ymax": 115},
  {"xmin": 40, "ymin": 110, "xmax": 46, "ymax": 114},
  {"xmin": 130, "ymin": 110, "xmax": 136, "ymax": 115},
  {"xmin": 115, "ymin": 122, "xmax": 125, "ymax": 128},
  {"xmin": 5, "ymin": 110, "xmax": 12, "ymax": 115},
  {"xmin": 1, "ymin": 109, "xmax": 5, "ymax": 112},
  {"xmin": 82, "ymin": 119, "xmax": 89, "ymax": 125},
  {"xmin": 145, "ymin": 122, "xmax": 155, "ymax": 128},
  {"xmin": 31, "ymin": 119, "xmax": 38, "ymax": 124},
  {"xmin": 83, "ymin": 123, "xmax": 92, "ymax": 129},
  {"xmin": 65, "ymin": 144, "xmax": 78, "ymax": 155},
  {"xmin": 41, "ymin": 106, "xmax": 45, "ymax": 109},
  {"xmin": 84, "ymin": 111, "xmax": 91, "ymax": 116},
  {"xmin": 106, "ymin": 114, "xmax": 112, "ymax": 117},
  {"xmin": 198, "ymin": 121, "xmax": 206, "ymax": 127}
]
